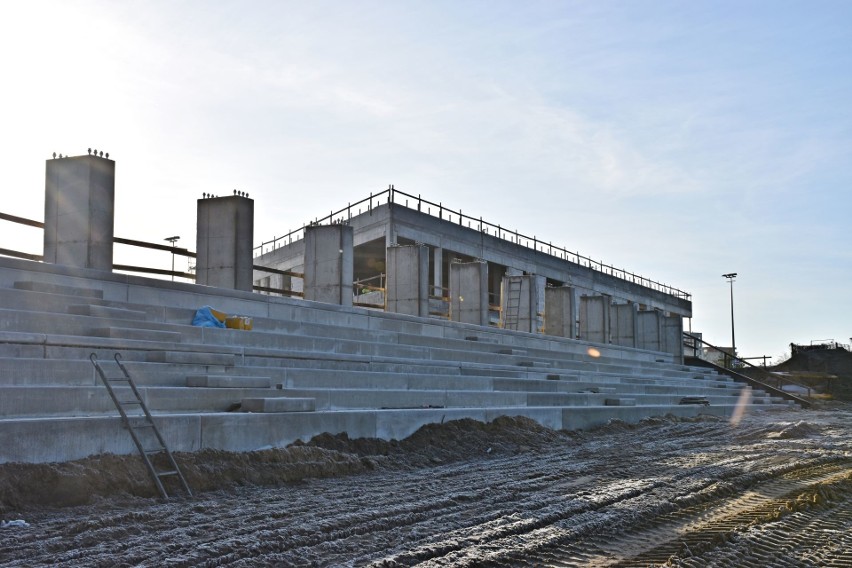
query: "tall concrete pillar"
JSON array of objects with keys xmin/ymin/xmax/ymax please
[
  {"xmin": 386, "ymin": 244, "xmax": 429, "ymax": 317},
  {"xmin": 196, "ymin": 194, "xmax": 254, "ymax": 291},
  {"xmin": 611, "ymin": 302, "xmax": 639, "ymax": 348},
  {"xmin": 637, "ymin": 309, "xmax": 663, "ymax": 352},
  {"xmin": 662, "ymin": 314, "xmax": 685, "ymax": 363},
  {"xmin": 579, "ymin": 294, "xmax": 611, "ymax": 344},
  {"xmin": 303, "ymin": 224, "xmax": 354, "ymax": 306},
  {"xmin": 545, "ymin": 286, "xmax": 577, "ymax": 339},
  {"xmin": 432, "ymin": 246, "xmax": 443, "ymax": 298},
  {"xmin": 449, "ymin": 260, "xmax": 488, "ymax": 326},
  {"xmin": 501, "ymin": 274, "xmax": 544, "ymax": 333},
  {"xmin": 43, "ymin": 154, "xmax": 115, "ymax": 271}
]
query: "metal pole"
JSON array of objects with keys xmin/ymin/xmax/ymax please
[
  {"xmin": 729, "ymin": 279, "xmax": 735, "ymax": 355},
  {"xmin": 723, "ymin": 273, "xmax": 737, "ymax": 361}
]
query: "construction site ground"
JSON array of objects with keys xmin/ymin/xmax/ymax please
[{"xmin": 1, "ymin": 402, "xmax": 851, "ymax": 567}]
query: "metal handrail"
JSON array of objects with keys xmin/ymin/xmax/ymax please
[
  {"xmin": 253, "ymin": 187, "xmax": 691, "ymax": 300},
  {"xmin": 683, "ymin": 331, "xmax": 813, "ymax": 397},
  {"xmin": 4, "ymin": 194, "xmax": 690, "ymax": 300}
]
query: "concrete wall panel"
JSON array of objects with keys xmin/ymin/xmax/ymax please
[
  {"xmin": 303, "ymin": 224, "xmax": 354, "ymax": 306},
  {"xmin": 544, "ymin": 286, "xmax": 577, "ymax": 338},
  {"xmin": 579, "ymin": 295, "xmax": 611, "ymax": 343},
  {"xmin": 386, "ymin": 245, "xmax": 429, "ymax": 316},
  {"xmin": 637, "ymin": 310, "xmax": 662, "ymax": 352},
  {"xmin": 449, "ymin": 261, "xmax": 488, "ymax": 326},
  {"xmin": 611, "ymin": 302, "xmax": 639, "ymax": 348}
]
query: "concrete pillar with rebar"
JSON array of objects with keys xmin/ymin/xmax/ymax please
[
  {"xmin": 43, "ymin": 154, "xmax": 115, "ymax": 271},
  {"xmin": 196, "ymin": 194, "xmax": 254, "ymax": 291}
]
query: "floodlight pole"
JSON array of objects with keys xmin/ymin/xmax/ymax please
[
  {"xmin": 723, "ymin": 273, "xmax": 737, "ymax": 360},
  {"xmin": 165, "ymin": 236, "xmax": 180, "ymax": 281}
]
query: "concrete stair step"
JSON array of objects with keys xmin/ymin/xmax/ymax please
[
  {"xmin": 605, "ymin": 398, "xmax": 637, "ymax": 406},
  {"xmin": 280, "ymin": 388, "xmax": 529, "ymax": 410},
  {"xmin": 187, "ymin": 375, "xmax": 272, "ymax": 388},
  {"xmin": 241, "ymin": 397, "xmax": 316, "ymax": 413},
  {"xmin": 461, "ymin": 367, "xmax": 527, "ymax": 379},
  {"xmin": 0, "ymin": 386, "xmax": 294, "ymax": 417},
  {"xmin": 68, "ymin": 304, "xmax": 149, "ymax": 321},
  {"xmin": 13, "ymin": 280, "xmax": 104, "ymax": 299},
  {"xmin": 93, "ymin": 327, "xmax": 183, "ymax": 343},
  {"xmin": 0, "ymin": 357, "xmax": 96, "ymax": 386},
  {"xmin": 277, "ymin": 370, "xmax": 494, "ymax": 392},
  {"xmin": 146, "ymin": 350, "xmax": 236, "ymax": 366},
  {"xmin": 277, "ymin": 388, "xmax": 741, "ymax": 410}
]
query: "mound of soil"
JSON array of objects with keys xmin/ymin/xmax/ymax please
[
  {"xmin": 0, "ymin": 414, "xmax": 713, "ymax": 514},
  {"xmin": 774, "ymin": 348, "xmax": 852, "ymax": 378}
]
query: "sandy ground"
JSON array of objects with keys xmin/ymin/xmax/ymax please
[{"xmin": 1, "ymin": 404, "xmax": 851, "ymax": 567}]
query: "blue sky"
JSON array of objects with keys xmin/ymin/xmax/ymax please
[{"xmin": 1, "ymin": 1, "xmax": 850, "ymax": 360}]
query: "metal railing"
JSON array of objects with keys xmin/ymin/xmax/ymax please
[
  {"xmin": 683, "ymin": 332, "xmax": 813, "ymax": 403},
  {"xmin": 253, "ymin": 187, "xmax": 691, "ymax": 300},
  {"xmin": 1, "ymin": 211, "xmax": 293, "ymax": 291}
]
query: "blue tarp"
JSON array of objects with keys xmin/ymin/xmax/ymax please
[{"xmin": 192, "ymin": 305, "xmax": 226, "ymax": 328}]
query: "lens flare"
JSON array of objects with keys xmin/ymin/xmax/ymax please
[{"xmin": 730, "ymin": 386, "xmax": 752, "ymax": 426}]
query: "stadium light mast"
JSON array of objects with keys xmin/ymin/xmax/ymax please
[
  {"xmin": 165, "ymin": 236, "xmax": 180, "ymax": 281},
  {"xmin": 722, "ymin": 273, "xmax": 737, "ymax": 360}
]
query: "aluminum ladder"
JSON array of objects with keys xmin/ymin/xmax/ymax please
[
  {"xmin": 90, "ymin": 353, "xmax": 192, "ymax": 499},
  {"xmin": 503, "ymin": 276, "xmax": 523, "ymax": 330}
]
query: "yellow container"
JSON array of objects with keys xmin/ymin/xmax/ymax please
[{"xmin": 225, "ymin": 316, "xmax": 253, "ymax": 330}]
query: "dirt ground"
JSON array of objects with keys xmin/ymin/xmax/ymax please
[{"xmin": 1, "ymin": 403, "xmax": 851, "ymax": 567}]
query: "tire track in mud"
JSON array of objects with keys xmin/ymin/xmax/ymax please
[
  {"xmin": 513, "ymin": 461, "xmax": 852, "ymax": 567},
  {"xmin": 1, "ymin": 410, "xmax": 851, "ymax": 567}
]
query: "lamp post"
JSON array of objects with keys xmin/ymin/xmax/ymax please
[
  {"xmin": 165, "ymin": 236, "xmax": 180, "ymax": 281},
  {"xmin": 722, "ymin": 273, "xmax": 737, "ymax": 362}
]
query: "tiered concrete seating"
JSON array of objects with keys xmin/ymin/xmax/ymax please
[{"xmin": 0, "ymin": 256, "xmax": 793, "ymax": 464}]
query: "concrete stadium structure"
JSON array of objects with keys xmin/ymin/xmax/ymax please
[{"xmin": 0, "ymin": 155, "xmax": 794, "ymax": 465}]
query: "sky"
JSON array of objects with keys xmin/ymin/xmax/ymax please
[{"xmin": 1, "ymin": 0, "xmax": 850, "ymax": 362}]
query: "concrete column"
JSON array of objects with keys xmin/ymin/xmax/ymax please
[
  {"xmin": 449, "ymin": 260, "xmax": 488, "ymax": 326},
  {"xmin": 662, "ymin": 313, "xmax": 685, "ymax": 363},
  {"xmin": 637, "ymin": 309, "xmax": 663, "ymax": 352},
  {"xmin": 303, "ymin": 224, "xmax": 354, "ymax": 306},
  {"xmin": 43, "ymin": 154, "xmax": 115, "ymax": 271},
  {"xmin": 196, "ymin": 194, "xmax": 254, "ymax": 291},
  {"xmin": 386, "ymin": 244, "xmax": 429, "ymax": 317},
  {"xmin": 611, "ymin": 302, "xmax": 639, "ymax": 348},
  {"xmin": 579, "ymin": 294, "xmax": 611, "ymax": 344},
  {"xmin": 545, "ymin": 286, "xmax": 577, "ymax": 339},
  {"xmin": 501, "ymin": 274, "xmax": 544, "ymax": 333},
  {"xmin": 533, "ymin": 275, "xmax": 546, "ymax": 333},
  {"xmin": 432, "ymin": 246, "xmax": 443, "ymax": 297}
]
